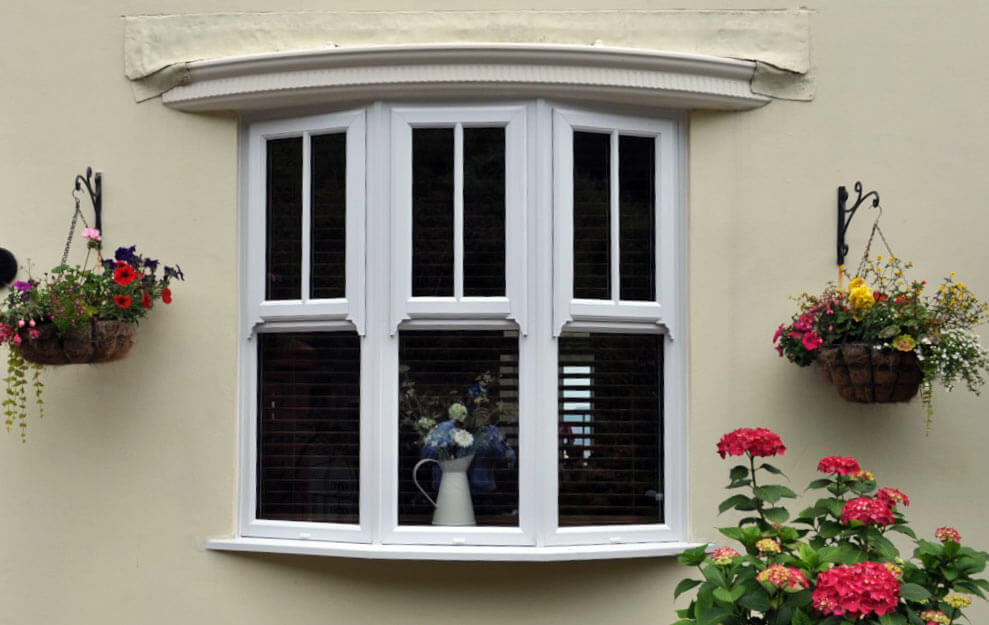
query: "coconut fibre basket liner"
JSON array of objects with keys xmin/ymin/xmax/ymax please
[
  {"xmin": 18, "ymin": 320, "xmax": 135, "ymax": 365},
  {"xmin": 816, "ymin": 343, "xmax": 923, "ymax": 403}
]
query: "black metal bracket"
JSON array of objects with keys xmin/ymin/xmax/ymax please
[
  {"xmin": 74, "ymin": 167, "xmax": 102, "ymax": 236},
  {"xmin": 837, "ymin": 181, "xmax": 880, "ymax": 266}
]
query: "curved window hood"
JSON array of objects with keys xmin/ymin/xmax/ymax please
[{"xmin": 160, "ymin": 43, "xmax": 771, "ymax": 112}]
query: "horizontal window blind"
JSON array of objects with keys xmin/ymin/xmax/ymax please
[
  {"xmin": 398, "ymin": 330, "xmax": 519, "ymax": 527},
  {"xmin": 257, "ymin": 332, "xmax": 360, "ymax": 524},
  {"xmin": 558, "ymin": 333, "xmax": 663, "ymax": 526}
]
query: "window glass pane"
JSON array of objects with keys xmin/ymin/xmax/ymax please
[
  {"xmin": 412, "ymin": 128, "xmax": 454, "ymax": 296},
  {"xmin": 398, "ymin": 330, "xmax": 519, "ymax": 527},
  {"xmin": 266, "ymin": 137, "xmax": 302, "ymax": 300},
  {"xmin": 573, "ymin": 131, "xmax": 611, "ymax": 300},
  {"xmin": 619, "ymin": 135, "xmax": 656, "ymax": 301},
  {"xmin": 558, "ymin": 333, "xmax": 662, "ymax": 526},
  {"xmin": 257, "ymin": 332, "xmax": 360, "ymax": 524},
  {"xmin": 310, "ymin": 133, "xmax": 346, "ymax": 299},
  {"xmin": 463, "ymin": 127, "xmax": 506, "ymax": 297}
]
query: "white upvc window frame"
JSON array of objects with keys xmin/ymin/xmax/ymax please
[
  {"xmin": 389, "ymin": 104, "xmax": 528, "ymax": 336},
  {"xmin": 541, "ymin": 103, "xmax": 686, "ymax": 547},
  {"xmin": 236, "ymin": 99, "xmax": 687, "ymax": 558},
  {"xmin": 245, "ymin": 109, "xmax": 366, "ymax": 334},
  {"xmin": 241, "ymin": 108, "xmax": 370, "ymax": 544},
  {"xmin": 551, "ymin": 108, "xmax": 678, "ymax": 339}
]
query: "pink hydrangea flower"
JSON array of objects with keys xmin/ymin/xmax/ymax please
[
  {"xmin": 757, "ymin": 564, "xmax": 808, "ymax": 589},
  {"xmin": 876, "ymin": 487, "xmax": 910, "ymax": 509},
  {"xmin": 812, "ymin": 561, "xmax": 900, "ymax": 619},
  {"xmin": 919, "ymin": 610, "xmax": 950, "ymax": 625},
  {"xmin": 716, "ymin": 428, "xmax": 787, "ymax": 459},
  {"xmin": 817, "ymin": 455, "xmax": 861, "ymax": 475},
  {"xmin": 710, "ymin": 546, "xmax": 740, "ymax": 566},
  {"xmin": 841, "ymin": 497, "xmax": 895, "ymax": 526}
]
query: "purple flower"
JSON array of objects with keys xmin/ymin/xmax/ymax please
[
  {"xmin": 12, "ymin": 281, "xmax": 33, "ymax": 293},
  {"xmin": 114, "ymin": 245, "xmax": 137, "ymax": 262},
  {"xmin": 144, "ymin": 258, "xmax": 159, "ymax": 271}
]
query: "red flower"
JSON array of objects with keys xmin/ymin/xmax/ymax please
[
  {"xmin": 877, "ymin": 487, "xmax": 910, "ymax": 509},
  {"xmin": 773, "ymin": 324, "xmax": 784, "ymax": 343},
  {"xmin": 716, "ymin": 428, "xmax": 786, "ymax": 459},
  {"xmin": 141, "ymin": 291, "xmax": 152, "ymax": 310},
  {"xmin": 162, "ymin": 287, "xmax": 172, "ymax": 304},
  {"xmin": 841, "ymin": 497, "xmax": 895, "ymax": 526},
  {"xmin": 935, "ymin": 527, "xmax": 961, "ymax": 543},
  {"xmin": 802, "ymin": 331, "xmax": 823, "ymax": 351},
  {"xmin": 817, "ymin": 455, "xmax": 861, "ymax": 475},
  {"xmin": 113, "ymin": 264, "xmax": 139, "ymax": 286},
  {"xmin": 812, "ymin": 561, "xmax": 900, "ymax": 619},
  {"xmin": 113, "ymin": 294, "xmax": 132, "ymax": 309}
]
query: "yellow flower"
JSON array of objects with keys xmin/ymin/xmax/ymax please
[
  {"xmin": 850, "ymin": 286, "xmax": 875, "ymax": 311},
  {"xmin": 848, "ymin": 277, "xmax": 866, "ymax": 291},
  {"xmin": 945, "ymin": 594, "xmax": 972, "ymax": 609}
]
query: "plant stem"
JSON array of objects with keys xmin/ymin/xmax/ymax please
[{"xmin": 749, "ymin": 455, "xmax": 768, "ymax": 526}]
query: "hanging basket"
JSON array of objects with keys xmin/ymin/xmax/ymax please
[
  {"xmin": 18, "ymin": 319, "xmax": 136, "ymax": 365},
  {"xmin": 816, "ymin": 343, "xmax": 923, "ymax": 403}
]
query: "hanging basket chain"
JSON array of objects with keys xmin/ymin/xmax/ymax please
[
  {"xmin": 853, "ymin": 208, "xmax": 896, "ymax": 279},
  {"xmin": 61, "ymin": 192, "xmax": 91, "ymax": 267}
]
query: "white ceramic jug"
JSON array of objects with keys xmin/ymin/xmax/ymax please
[{"xmin": 413, "ymin": 454, "xmax": 476, "ymax": 526}]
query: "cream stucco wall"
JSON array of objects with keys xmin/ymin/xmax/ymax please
[{"xmin": 2, "ymin": 2, "xmax": 988, "ymax": 624}]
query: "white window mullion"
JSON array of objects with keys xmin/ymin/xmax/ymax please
[
  {"xmin": 454, "ymin": 122, "xmax": 465, "ymax": 300},
  {"xmin": 301, "ymin": 132, "xmax": 312, "ymax": 302},
  {"xmin": 609, "ymin": 130, "xmax": 620, "ymax": 304}
]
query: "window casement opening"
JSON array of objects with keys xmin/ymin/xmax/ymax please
[{"xmin": 231, "ymin": 99, "xmax": 688, "ymax": 560}]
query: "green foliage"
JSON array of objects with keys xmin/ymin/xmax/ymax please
[
  {"xmin": 773, "ymin": 256, "xmax": 989, "ymax": 426},
  {"xmin": 0, "ymin": 243, "xmax": 183, "ymax": 441},
  {"xmin": 672, "ymin": 443, "xmax": 988, "ymax": 625}
]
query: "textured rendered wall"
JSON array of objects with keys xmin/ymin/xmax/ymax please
[{"xmin": 1, "ymin": 1, "xmax": 987, "ymax": 623}]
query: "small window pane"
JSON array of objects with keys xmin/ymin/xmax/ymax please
[
  {"xmin": 558, "ymin": 333, "xmax": 662, "ymax": 526},
  {"xmin": 619, "ymin": 135, "xmax": 656, "ymax": 301},
  {"xmin": 463, "ymin": 127, "xmax": 506, "ymax": 297},
  {"xmin": 398, "ymin": 330, "xmax": 519, "ymax": 527},
  {"xmin": 257, "ymin": 332, "xmax": 360, "ymax": 524},
  {"xmin": 573, "ymin": 131, "xmax": 611, "ymax": 300},
  {"xmin": 266, "ymin": 137, "xmax": 302, "ymax": 300},
  {"xmin": 310, "ymin": 133, "xmax": 346, "ymax": 299},
  {"xmin": 412, "ymin": 128, "xmax": 455, "ymax": 296}
]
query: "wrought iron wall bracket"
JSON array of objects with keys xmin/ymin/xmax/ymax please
[
  {"xmin": 837, "ymin": 181, "xmax": 880, "ymax": 266},
  {"xmin": 74, "ymin": 167, "xmax": 102, "ymax": 237}
]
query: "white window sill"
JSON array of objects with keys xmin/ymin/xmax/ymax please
[{"xmin": 206, "ymin": 537, "xmax": 704, "ymax": 562}]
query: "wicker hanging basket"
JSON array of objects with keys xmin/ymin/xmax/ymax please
[
  {"xmin": 18, "ymin": 319, "xmax": 136, "ymax": 365},
  {"xmin": 816, "ymin": 343, "xmax": 923, "ymax": 403}
]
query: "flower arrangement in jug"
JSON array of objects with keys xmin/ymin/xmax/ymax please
[
  {"xmin": 672, "ymin": 427, "xmax": 989, "ymax": 625},
  {"xmin": 773, "ymin": 255, "xmax": 989, "ymax": 423},
  {"xmin": 400, "ymin": 370, "xmax": 516, "ymax": 463},
  {"xmin": 1, "ymin": 229, "xmax": 183, "ymax": 440}
]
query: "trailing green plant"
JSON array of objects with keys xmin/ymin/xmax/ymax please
[
  {"xmin": 673, "ymin": 427, "xmax": 989, "ymax": 625},
  {"xmin": 0, "ymin": 229, "xmax": 183, "ymax": 440}
]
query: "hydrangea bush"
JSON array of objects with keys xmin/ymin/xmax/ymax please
[{"xmin": 673, "ymin": 428, "xmax": 989, "ymax": 625}]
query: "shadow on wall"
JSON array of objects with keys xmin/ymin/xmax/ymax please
[{"xmin": 210, "ymin": 551, "xmax": 684, "ymax": 622}]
